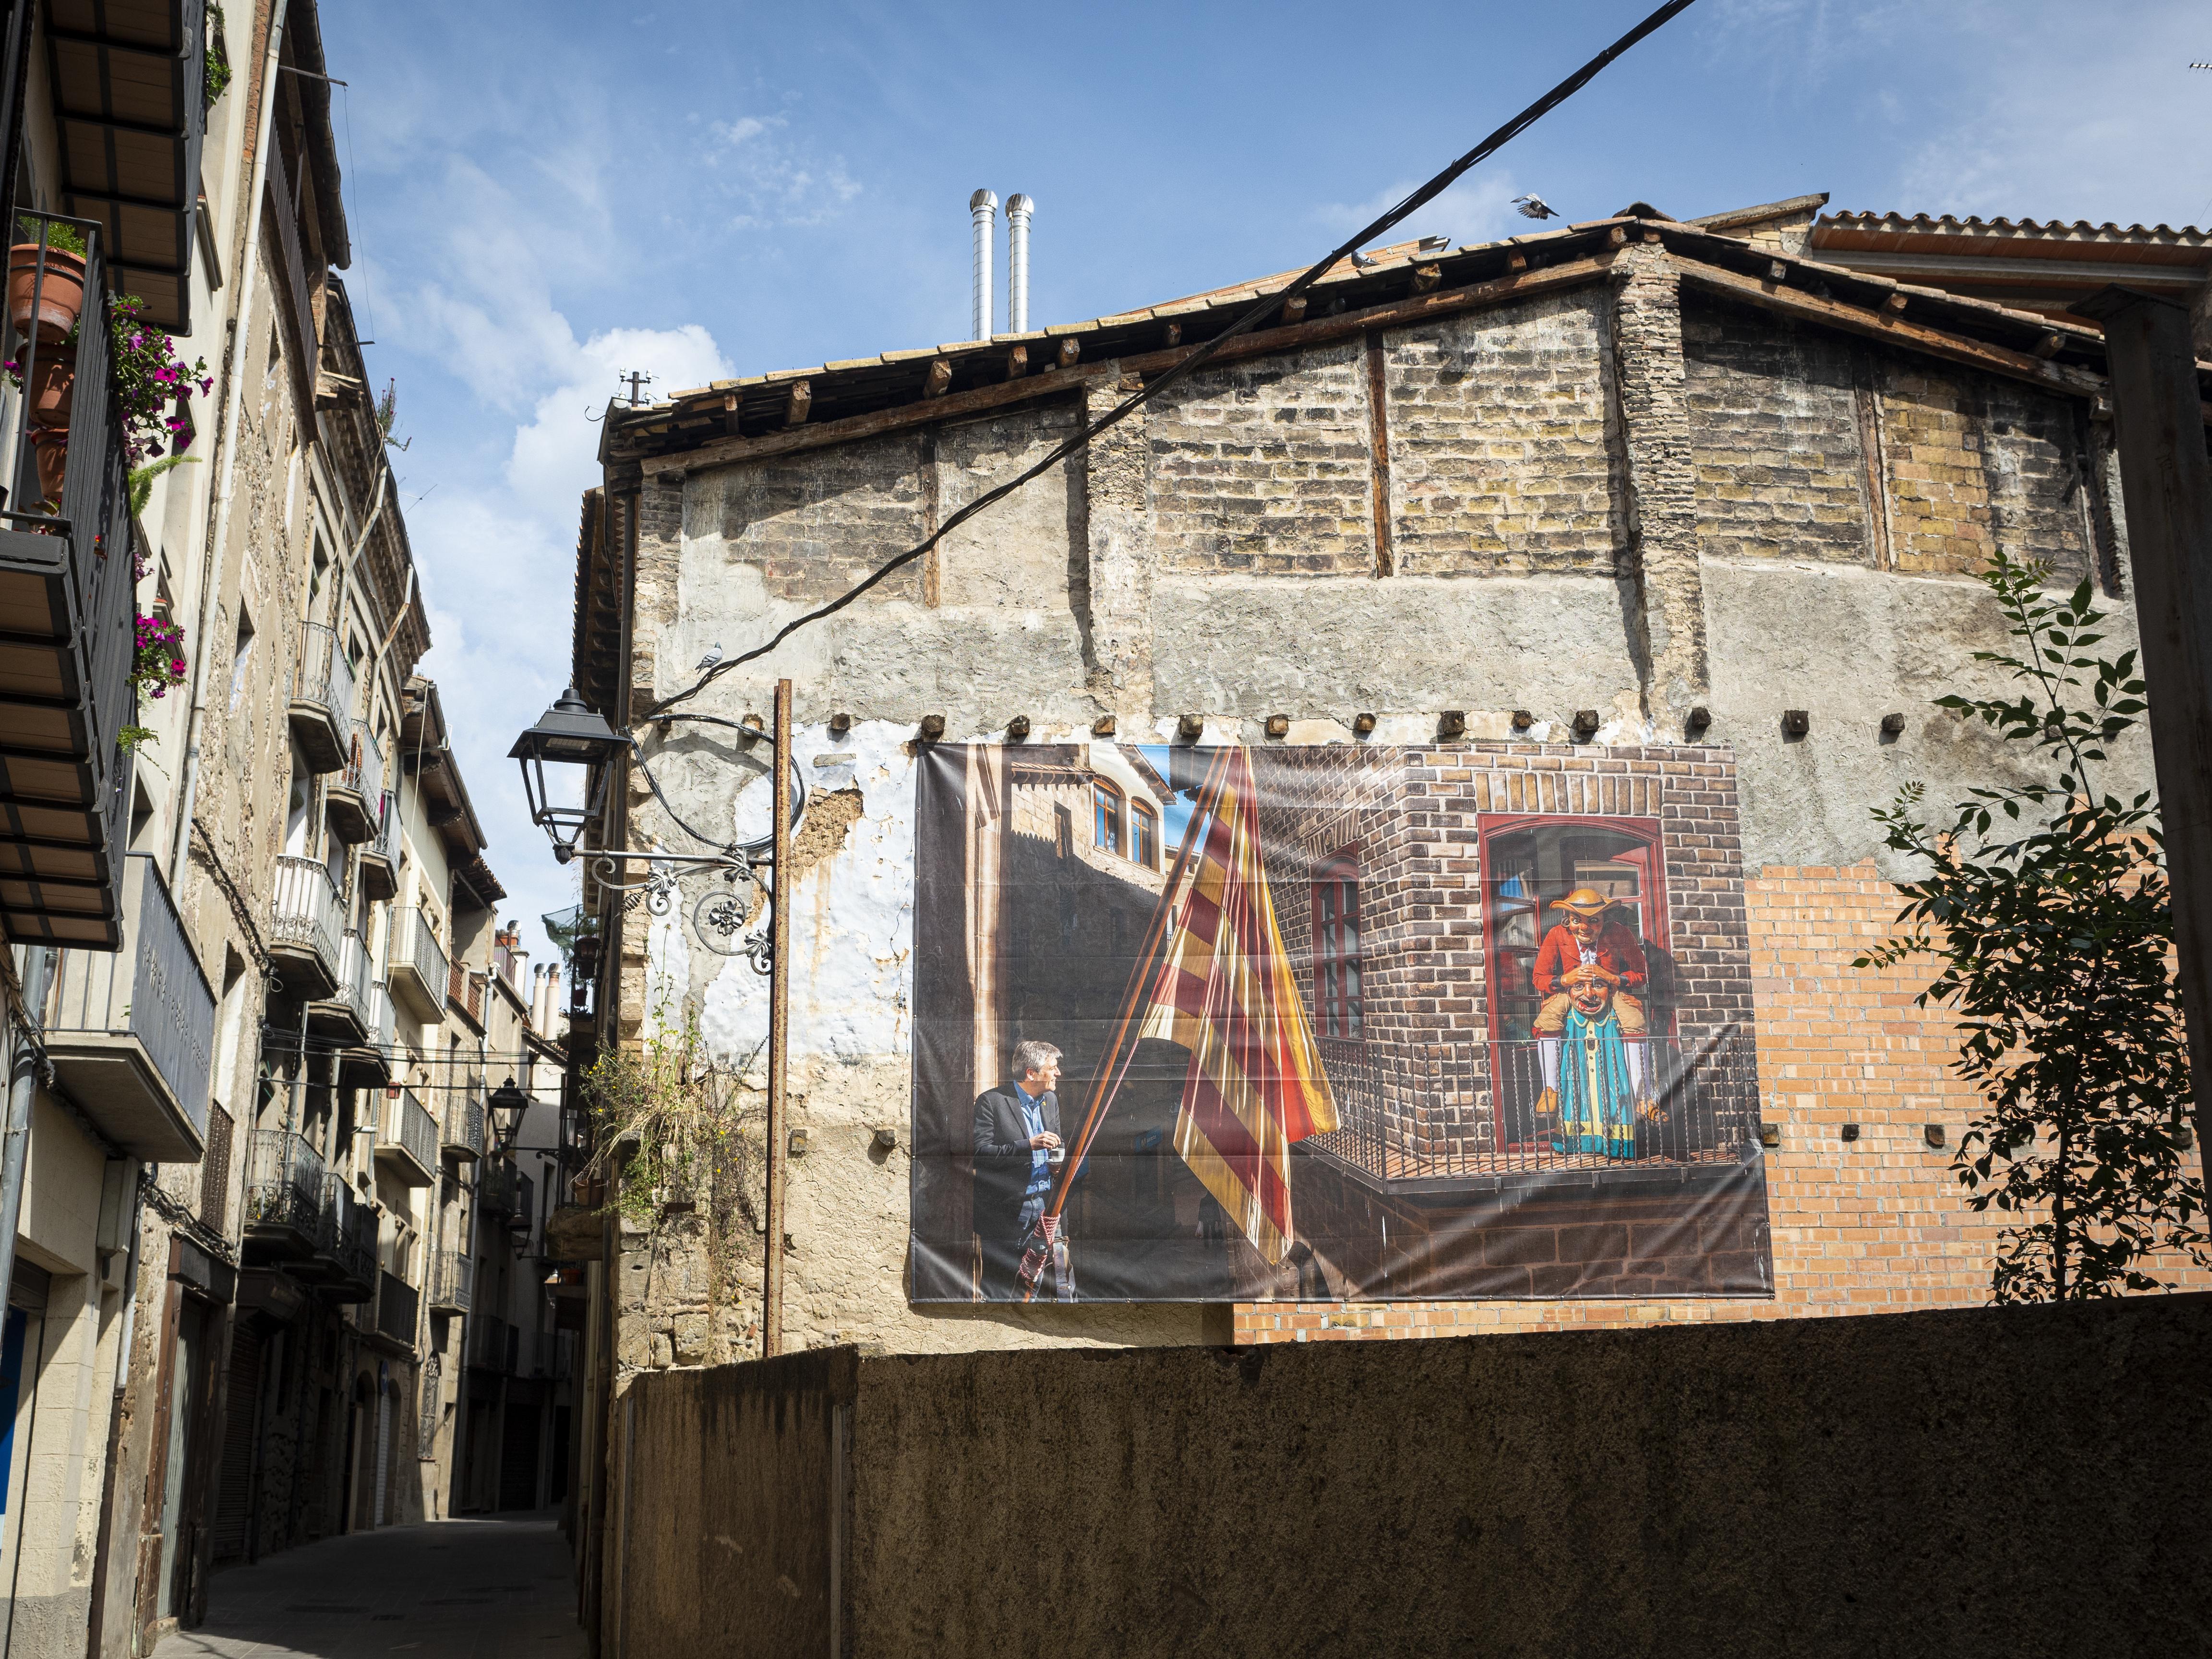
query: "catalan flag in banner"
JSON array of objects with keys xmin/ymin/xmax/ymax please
[{"xmin": 1134, "ymin": 748, "xmax": 1337, "ymax": 1263}]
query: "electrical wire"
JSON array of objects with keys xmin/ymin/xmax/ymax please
[{"xmin": 645, "ymin": 0, "xmax": 1699, "ymax": 721}]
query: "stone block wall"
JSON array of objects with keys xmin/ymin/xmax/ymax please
[
  {"xmin": 1147, "ymin": 339, "xmax": 1376, "ymax": 577},
  {"xmin": 1383, "ymin": 288, "xmax": 1621, "ymax": 575},
  {"xmin": 703, "ymin": 429, "xmax": 929, "ymax": 603}
]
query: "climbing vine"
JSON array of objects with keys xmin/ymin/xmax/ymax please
[{"xmin": 580, "ymin": 998, "xmax": 767, "ymax": 1337}]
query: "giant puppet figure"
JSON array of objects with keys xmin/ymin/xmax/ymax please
[{"xmin": 1531, "ymin": 887, "xmax": 1651, "ymax": 1155}]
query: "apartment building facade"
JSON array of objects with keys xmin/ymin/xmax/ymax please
[{"xmin": 0, "ymin": 3, "xmax": 554, "ymax": 1655}]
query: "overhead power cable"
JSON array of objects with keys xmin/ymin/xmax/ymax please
[{"xmin": 646, "ymin": 0, "xmax": 1698, "ymax": 720}]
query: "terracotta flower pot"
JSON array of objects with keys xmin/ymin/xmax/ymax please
[
  {"xmin": 23, "ymin": 343, "xmax": 73, "ymax": 428},
  {"xmin": 27, "ymin": 427, "xmax": 67, "ymax": 510},
  {"xmin": 7, "ymin": 245, "xmax": 87, "ymax": 343}
]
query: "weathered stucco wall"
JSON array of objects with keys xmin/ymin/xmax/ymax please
[
  {"xmin": 605, "ymin": 258, "xmax": 2154, "ymax": 1363},
  {"xmin": 607, "ymin": 1296, "xmax": 2212, "ymax": 1659}
]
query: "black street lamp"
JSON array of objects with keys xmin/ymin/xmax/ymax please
[
  {"xmin": 509, "ymin": 689, "xmax": 806, "ymax": 974},
  {"xmin": 509, "ymin": 686, "xmax": 629, "ymax": 864},
  {"xmin": 488, "ymin": 1076, "xmax": 533, "ymax": 1152}
]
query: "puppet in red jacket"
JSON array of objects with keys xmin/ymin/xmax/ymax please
[{"xmin": 1532, "ymin": 888, "xmax": 1651, "ymax": 1113}]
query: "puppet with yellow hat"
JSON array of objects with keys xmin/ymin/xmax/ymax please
[{"xmin": 1531, "ymin": 887, "xmax": 1652, "ymax": 1133}]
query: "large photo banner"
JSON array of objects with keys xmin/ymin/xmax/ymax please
[{"xmin": 908, "ymin": 742, "xmax": 1773, "ymax": 1304}]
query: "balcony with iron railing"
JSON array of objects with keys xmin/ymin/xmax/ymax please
[
  {"xmin": 469, "ymin": 1311, "xmax": 515, "ymax": 1374},
  {"xmin": 375, "ymin": 1270, "xmax": 419, "ymax": 1350},
  {"xmin": 306, "ymin": 1173, "xmax": 377, "ymax": 1302},
  {"xmin": 376, "ymin": 1088, "xmax": 438, "ymax": 1188},
  {"xmin": 339, "ymin": 978, "xmax": 395, "ymax": 1087},
  {"xmin": 0, "ymin": 213, "xmax": 139, "ymax": 949},
  {"xmin": 359, "ymin": 790, "xmax": 399, "ymax": 901},
  {"xmin": 309, "ymin": 927, "xmax": 372, "ymax": 1043},
  {"xmin": 477, "ymin": 1158, "xmax": 519, "ymax": 1217},
  {"xmin": 428, "ymin": 1250, "xmax": 472, "ymax": 1315},
  {"xmin": 388, "ymin": 906, "xmax": 449, "ymax": 1023},
  {"xmin": 269, "ymin": 854, "xmax": 342, "ymax": 998},
  {"xmin": 43, "ymin": 854, "xmax": 214, "ymax": 1161},
  {"xmin": 243, "ymin": 1130, "xmax": 326, "ymax": 1259},
  {"xmin": 289, "ymin": 622, "xmax": 354, "ymax": 772},
  {"xmin": 326, "ymin": 720, "xmax": 385, "ymax": 844},
  {"xmin": 441, "ymin": 1089, "xmax": 483, "ymax": 1164}
]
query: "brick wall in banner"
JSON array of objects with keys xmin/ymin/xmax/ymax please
[{"xmin": 1235, "ymin": 861, "xmax": 2212, "ymax": 1343}]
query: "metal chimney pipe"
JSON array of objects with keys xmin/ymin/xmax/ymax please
[
  {"xmin": 969, "ymin": 189, "xmax": 998, "ymax": 341},
  {"xmin": 1006, "ymin": 193, "xmax": 1034, "ymax": 334}
]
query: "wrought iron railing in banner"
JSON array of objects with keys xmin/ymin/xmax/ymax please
[{"xmin": 1311, "ymin": 1027, "xmax": 1760, "ymax": 1183}]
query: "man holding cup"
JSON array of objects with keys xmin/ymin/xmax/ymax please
[{"xmin": 972, "ymin": 1039, "xmax": 1065, "ymax": 1298}]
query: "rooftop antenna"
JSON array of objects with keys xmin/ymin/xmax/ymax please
[{"xmin": 619, "ymin": 369, "xmax": 654, "ymax": 407}]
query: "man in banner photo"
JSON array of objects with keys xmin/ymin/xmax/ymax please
[{"xmin": 972, "ymin": 1040, "xmax": 1064, "ymax": 1298}]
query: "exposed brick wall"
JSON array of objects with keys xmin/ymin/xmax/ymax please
[
  {"xmin": 1147, "ymin": 340, "xmax": 1376, "ymax": 576},
  {"xmin": 1236, "ymin": 861, "xmax": 2212, "ymax": 1342},
  {"xmin": 1382, "ymin": 289, "xmax": 1621, "ymax": 576},
  {"xmin": 1682, "ymin": 297, "xmax": 1874, "ymax": 565},
  {"xmin": 1880, "ymin": 362, "xmax": 1997, "ymax": 576},
  {"xmin": 1876, "ymin": 361, "xmax": 2093, "ymax": 582},
  {"xmin": 708, "ymin": 430, "xmax": 927, "ymax": 602}
]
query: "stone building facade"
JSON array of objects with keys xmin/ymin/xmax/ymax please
[
  {"xmin": 0, "ymin": 4, "xmax": 541, "ymax": 1655},
  {"xmin": 563, "ymin": 200, "xmax": 2208, "ymax": 1397}
]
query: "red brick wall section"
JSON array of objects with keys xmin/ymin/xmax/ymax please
[{"xmin": 1236, "ymin": 861, "xmax": 2212, "ymax": 1342}]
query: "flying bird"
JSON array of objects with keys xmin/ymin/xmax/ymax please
[
  {"xmin": 1513, "ymin": 194, "xmax": 1558, "ymax": 220},
  {"xmin": 696, "ymin": 643, "xmax": 724, "ymax": 671}
]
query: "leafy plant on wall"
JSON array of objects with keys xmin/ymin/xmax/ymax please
[
  {"xmin": 581, "ymin": 993, "xmax": 768, "ymax": 1359},
  {"xmin": 118, "ymin": 607, "xmax": 187, "ymax": 753},
  {"xmin": 1861, "ymin": 549, "xmax": 2209, "ymax": 1300}
]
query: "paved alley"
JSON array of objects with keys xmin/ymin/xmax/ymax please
[{"xmin": 151, "ymin": 1518, "xmax": 586, "ymax": 1659}]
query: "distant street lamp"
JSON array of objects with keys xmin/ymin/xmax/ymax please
[{"xmin": 488, "ymin": 1076, "xmax": 533, "ymax": 1152}]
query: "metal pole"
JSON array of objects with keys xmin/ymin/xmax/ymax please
[
  {"xmin": 0, "ymin": 948, "xmax": 52, "ymax": 1320},
  {"xmin": 967, "ymin": 190, "xmax": 997, "ymax": 343},
  {"xmin": 762, "ymin": 679, "xmax": 792, "ymax": 1358},
  {"xmin": 2078, "ymin": 284, "xmax": 2212, "ymax": 1163}
]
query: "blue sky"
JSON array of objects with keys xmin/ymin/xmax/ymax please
[{"xmin": 316, "ymin": 0, "xmax": 2212, "ymax": 965}]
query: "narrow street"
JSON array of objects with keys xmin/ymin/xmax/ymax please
[{"xmin": 151, "ymin": 1519, "xmax": 586, "ymax": 1659}]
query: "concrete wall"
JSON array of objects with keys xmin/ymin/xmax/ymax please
[{"xmin": 608, "ymin": 1295, "xmax": 2212, "ymax": 1659}]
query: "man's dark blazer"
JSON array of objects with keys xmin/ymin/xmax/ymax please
[{"xmin": 972, "ymin": 1083, "xmax": 1059, "ymax": 1235}]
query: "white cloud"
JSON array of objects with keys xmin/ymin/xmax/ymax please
[
  {"xmin": 405, "ymin": 319, "xmax": 733, "ymax": 960},
  {"xmin": 705, "ymin": 112, "xmax": 861, "ymax": 229}
]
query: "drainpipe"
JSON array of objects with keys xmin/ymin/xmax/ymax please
[
  {"xmin": 1005, "ymin": 194, "xmax": 1033, "ymax": 335},
  {"xmin": 968, "ymin": 189, "xmax": 996, "ymax": 343},
  {"xmin": 0, "ymin": 949, "xmax": 53, "ymax": 1314},
  {"xmin": 167, "ymin": 0, "xmax": 294, "ymax": 886}
]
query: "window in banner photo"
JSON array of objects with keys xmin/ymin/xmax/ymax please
[
  {"xmin": 1094, "ymin": 778, "xmax": 1125, "ymax": 858},
  {"xmin": 1131, "ymin": 799, "xmax": 1160, "ymax": 870},
  {"xmin": 1313, "ymin": 852, "xmax": 1362, "ymax": 1040}
]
